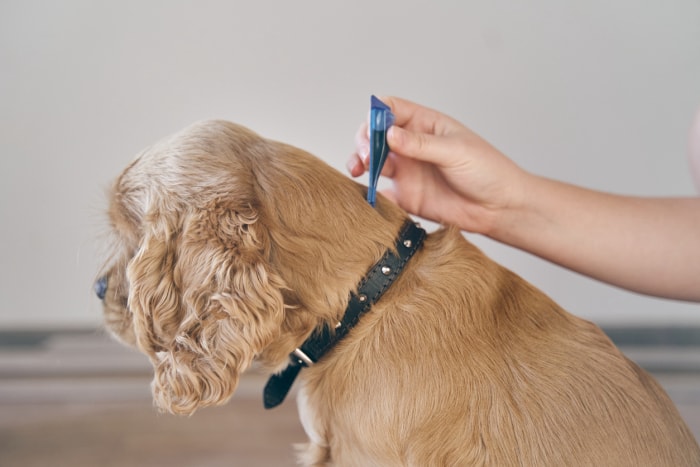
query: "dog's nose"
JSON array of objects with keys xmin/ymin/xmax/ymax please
[{"xmin": 94, "ymin": 276, "xmax": 108, "ymax": 300}]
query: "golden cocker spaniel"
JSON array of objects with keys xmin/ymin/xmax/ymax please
[{"xmin": 96, "ymin": 120, "xmax": 699, "ymax": 466}]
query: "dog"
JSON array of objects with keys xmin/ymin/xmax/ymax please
[{"xmin": 96, "ymin": 120, "xmax": 700, "ymax": 466}]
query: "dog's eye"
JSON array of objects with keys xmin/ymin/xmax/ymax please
[{"xmin": 94, "ymin": 276, "xmax": 108, "ymax": 300}]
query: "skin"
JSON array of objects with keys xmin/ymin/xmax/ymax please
[{"xmin": 348, "ymin": 96, "xmax": 700, "ymax": 302}]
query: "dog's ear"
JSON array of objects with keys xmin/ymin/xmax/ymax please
[{"xmin": 127, "ymin": 200, "xmax": 287, "ymax": 415}]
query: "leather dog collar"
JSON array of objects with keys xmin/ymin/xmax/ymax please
[{"xmin": 263, "ymin": 220, "xmax": 426, "ymax": 409}]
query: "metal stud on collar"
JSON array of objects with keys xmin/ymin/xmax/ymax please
[
  {"xmin": 403, "ymin": 239, "xmax": 412, "ymax": 248},
  {"xmin": 264, "ymin": 220, "xmax": 426, "ymax": 410}
]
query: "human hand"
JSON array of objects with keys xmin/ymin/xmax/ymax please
[{"xmin": 347, "ymin": 96, "xmax": 530, "ymax": 235}]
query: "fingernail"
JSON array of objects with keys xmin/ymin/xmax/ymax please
[
  {"xmin": 359, "ymin": 144, "xmax": 369, "ymax": 163},
  {"xmin": 386, "ymin": 127, "xmax": 397, "ymax": 146},
  {"xmin": 346, "ymin": 154, "xmax": 364, "ymax": 176},
  {"xmin": 346, "ymin": 157, "xmax": 358, "ymax": 174}
]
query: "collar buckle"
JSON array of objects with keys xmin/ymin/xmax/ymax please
[
  {"xmin": 263, "ymin": 220, "xmax": 426, "ymax": 409},
  {"xmin": 292, "ymin": 348, "xmax": 315, "ymax": 367}
]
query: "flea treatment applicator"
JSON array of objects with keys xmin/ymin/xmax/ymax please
[{"xmin": 367, "ymin": 95, "xmax": 395, "ymax": 207}]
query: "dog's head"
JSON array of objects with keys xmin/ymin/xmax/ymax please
[{"xmin": 96, "ymin": 120, "xmax": 405, "ymax": 415}]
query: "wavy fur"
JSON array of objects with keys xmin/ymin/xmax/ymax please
[{"xmin": 97, "ymin": 121, "xmax": 699, "ymax": 465}]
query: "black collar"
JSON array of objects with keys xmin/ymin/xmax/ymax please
[{"xmin": 263, "ymin": 220, "xmax": 426, "ymax": 409}]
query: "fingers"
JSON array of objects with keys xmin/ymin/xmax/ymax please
[
  {"xmin": 349, "ymin": 118, "xmax": 399, "ymax": 178},
  {"xmin": 379, "ymin": 96, "xmax": 461, "ymax": 135},
  {"xmin": 372, "ymin": 96, "xmax": 419, "ymax": 127},
  {"xmin": 354, "ymin": 121, "xmax": 369, "ymax": 160},
  {"xmin": 348, "ymin": 121, "xmax": 369, "ymax": 177},
  {"xmin": 348, "ymin": 95, "xmax": 460, "ymax": 178},
  {"xmin": 346, "ymin": 150, "xmax": 398, "ymax": 178},
  {"xmin": 387, "ymin": 125, "xmax": 456, "ymax": 168},
  {"xmin": 346, "ymin": 153, "xmax": 365, "ymax": 177}
]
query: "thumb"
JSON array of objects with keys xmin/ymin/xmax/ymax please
[{"xmin": 387, "ymin": 126, "xmax": 454, "ymax": 167}]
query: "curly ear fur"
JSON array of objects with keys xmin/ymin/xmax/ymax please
[{"xmin": 127, "ymin": 200, "xmax": 287, "ymax": 415}]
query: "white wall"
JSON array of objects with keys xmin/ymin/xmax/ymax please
[{"xmin": 1, "ymin": 0, "xmax": 699, "ymax": 329}]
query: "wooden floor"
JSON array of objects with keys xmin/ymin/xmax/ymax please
[
  {"xmin": 0, "ymin": 330, "xmax": 305, "ymax": 467},
  {"xmin": 0, "ymin": 329, "xmax": 698, "ymax": 466}
]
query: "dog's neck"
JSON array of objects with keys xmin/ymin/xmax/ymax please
[
  {"xmin": 253, "ymin": 157, "xmax": 409, "ymax": 322},
  {"xmin": 263, "ymin": 220, "xmax": 426, "ymax": 409}
]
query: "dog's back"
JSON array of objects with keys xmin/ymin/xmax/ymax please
[
  {"xmin": 299, "ymin": 227, "xmax": 700, "ymax": 466},
  {"xmin": 98, "ymin": 120, "xmax": 699, "ymax": 466}
]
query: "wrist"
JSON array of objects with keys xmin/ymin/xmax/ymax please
[{"xmin": 484, "ymin": 170, "xmax": 541, "ymax": 244}]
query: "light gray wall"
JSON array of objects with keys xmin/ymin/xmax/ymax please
[{"xmin": 1, "ymin": 0, "xmax": 699, "ymax": 329}]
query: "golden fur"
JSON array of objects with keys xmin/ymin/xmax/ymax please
[{"xmin": 97, "ymin": 120, "xmax": 700, "ymax": 466}]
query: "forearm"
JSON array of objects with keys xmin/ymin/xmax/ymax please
[{"xmin": 491, "ymin": 175, "xmax": 700, "ymax": 301}]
